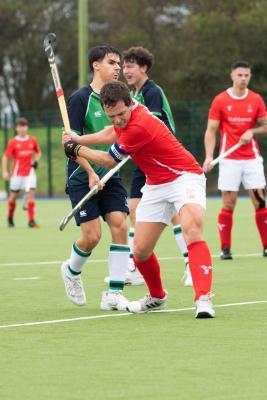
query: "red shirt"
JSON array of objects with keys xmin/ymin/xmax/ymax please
[
  {"xmin": 4, "ymin": 135, "xmax": 41, "ymax": 176},
  {"xmin": 208, "ymin": 89, "xmax": 267, "ymax": 159},
  {"xmin": 113, "ymin": 102, "xmax": 202, "ymax": 185}
]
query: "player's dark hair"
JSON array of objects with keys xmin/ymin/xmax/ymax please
[
  {"xmin": 122, "ymin": 46, "xmax": 154, "ymax": 72},
  {"xmin": 231, "ymin": 60, "xmax": 251, "ymax": 71},
  {"xmin": 15, "ymin": 117, "xmax": 28, "ymax": 126},
  {"xmin": 88, "ymin": 45, "xmax": 121, "ymax": 72},
  {"xmin": 100, "ymin": 81, "xmax": 132, "ymax": 107}
]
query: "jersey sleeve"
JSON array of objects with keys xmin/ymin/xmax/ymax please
[
  {"xmin": 143, "ymin": 85, "xmax": 163, "ymax": 118},
  {"xmin": 4, "ymin": 139, "xmax": 15, "ymax": 158},
  {"xmin": 67, "ymin": 91, "xmax": 87, "ymax": 134},
  {"xmin": 256, "ymin": 95, "xmax": 267, "ymax": 118},
  {"xmin": 208, "ymin": 96, "xmax": 221, "ymax": 120}
]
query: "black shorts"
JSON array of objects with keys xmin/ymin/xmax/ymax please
[
  {"xmin": 130, "ymin": 166, "xmax": 146, "ymax": 199},
  {"xmin": 68, "ymin": 178, "xmax": 129, "ymax": 226}
]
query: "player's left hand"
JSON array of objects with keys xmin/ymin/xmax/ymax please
[
  {"xmin": 88, "ymin": 170, "xmax": 104, "ymax": 191},
  {"xmin": 31, "ymin": 161, "xmax": 39, "ymax": 169},
  {"xmin": 239, "ymin": 129, "xmax": 254, "ymax": 145},
  {"xmin": 64, "ymin": 140, "xmax": 82, "ymax": 159}
]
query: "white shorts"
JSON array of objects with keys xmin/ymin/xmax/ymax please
[
  {"xmin": 218, "ymin": 158, "xmax": 266, "ymax": 191},
  {"xmin": 10, "ymin": 173, "xmax": 37, "ymax": 192},
  {"xmin": 136, "ymin": 173, "xmax": 206, "ymax": 225}
]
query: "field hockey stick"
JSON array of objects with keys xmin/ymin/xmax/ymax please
[
  {"xmin": 22, "ymin": 167, "xmax": 35, "ymax": 210},
  {"xmin": 43, "ymin": 33, "xmax": 71, "ymax": 131},
  {"xmin": 59, "ymin": 155, "xmax": 130, "ymax": 231},
  {"xmin": 209, "ymin": 143, "xmax": 241, "ymax": 167}
]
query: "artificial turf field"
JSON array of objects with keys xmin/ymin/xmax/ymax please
[{"xmin": 0, "ymin": 198, "xmax": 267, "ymax": 400}]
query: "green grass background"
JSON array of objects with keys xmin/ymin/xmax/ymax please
[{"xmin": 0, "ymin": 198, "xmax": 267, "ymax": 400}]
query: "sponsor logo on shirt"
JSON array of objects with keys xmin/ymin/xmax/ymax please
[
  {"xmin": 227, "ymin": 105, "xmax": 232, "ymax": 111},
  {"xmin": 94, "ymin": 111, "xmax": 102, "ymax": 117},
  {"xmin": 227, "ymin": 117, "xmax": 252, "ymax": 123},
  {"xmin": 247, "ymin": 105, "xmax": 253, "ymax": 113}
]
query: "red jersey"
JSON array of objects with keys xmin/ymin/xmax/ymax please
[
  {"xmin": 4, "ymin": 135, "xmax": 41, "ymax": 176},
  {"xmin": 208, "ymin": 88, "xmax": 267, "ymax": 159},
  {"xmin": 111, "ymin": 102, "xmax": 202, "ymax": 185}
]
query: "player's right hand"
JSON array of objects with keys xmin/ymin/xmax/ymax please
[
  {"xmin": 2, "ymin": 171, "xmax": 9, "ymax": 181},
  {"xmin": 62, "ymin": 130, "xmax": 80, "ymax": 144},
  {"xmin": 202, "ymin": 157, "xmax": 214, "ymax": 173},
  {"xmin": 88, "ymin": 170, "xmax": 104, "ymax": 191}
]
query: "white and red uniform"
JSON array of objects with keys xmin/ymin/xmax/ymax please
[
  {"xmin": 209, "ymin": 88, "xmax": 267, "ymax": 190},
  {"xmin": 4, "ymin": 135, "xmax": 40, "ymax": 191},
  {"xmin": 109, "ymin": 101, "xmax": 206, "ymax": 224}
]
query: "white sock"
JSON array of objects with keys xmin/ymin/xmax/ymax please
[
  {"xmin": 173, "ymin": 225, "xmax": 188, "ymax": 259},
  {"xmin": 128, "ymin": 227, "xmax": 135, "ymax": 257},
  {"xmin": 68, "ymin": 242, "xmax": 91, "ymax": 276},
  {"xmin": 108, "ymin": 243, "xmax": 130, "ymax": 291}
]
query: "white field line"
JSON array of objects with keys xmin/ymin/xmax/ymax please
[
  {"xmin": 0, "ymin": 300, "xmax": 266, "ymax": 330},
  {"xmin": 13, "ymin": 277, "xmax": 40, "ymax": 281},
  {"xmin": 0, "ymin": 252, "xmax": 263, "ymax": 268}
]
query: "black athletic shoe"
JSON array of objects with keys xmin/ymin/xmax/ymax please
[
  {"xmin": 263, "ymin": 247, "xmax": 267, "ymax": 257},
  {"xmin": 7, "ymin": 217, "xmax": 15, "ymax": 228},
  {"xmin": 220, "ymin": 248, "xmax": 233, "ymax": 260},
  {"xmin": 28, "ymin": 219, "xmax": 40, "ymax": 228}
]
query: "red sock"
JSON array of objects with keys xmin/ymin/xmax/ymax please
[
  {"xmin": 8, "ymin": 199, "xmax": 16, "ymax": 218},
  {"xmin": 217, "ymin": 208, "xmax": 233, "ymax": 249},
  {"xmin": 27, "ymin": 201, "xmax": 35, "ymax": 221},
  {"xmin": 187, "ymin": 241, "xmax": 213, "ymax": 301},
  {"xmin": 133, "ymin": 253, "xmax": 165, "ymax": 298},
  {"xmin": 255, "ymin": 208, "xmax": 267, "ymax": 248}
]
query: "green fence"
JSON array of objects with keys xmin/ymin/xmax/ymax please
[{"xmin": 1, "ymin": 102, "xmax": 267, "ymax": 196}]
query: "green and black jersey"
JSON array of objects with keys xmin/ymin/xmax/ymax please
[
  {"xmin": 66, "ymin": 85, "xmax": 118, "ymax": 187},
  {"xmin": 131, "ymin": 79, "xmax": 176, "ymax": 134}
]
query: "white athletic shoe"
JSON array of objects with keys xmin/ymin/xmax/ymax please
[
  {"xmin": 182, "ymin": 263, "xmax": 193, "ymax": 287},
  {"xmin": 61, "ymin": 261, "xmax": 86, "ymax": 306},
  {"xmin": 125, "ymin": 267, "xmax": 145, "ymax": 285},
  {"xmin": 195, "ymin": 294, "xmax": 215, "ymax": 318},
  {"xmin": 100, "ymin": 290, "xmax": 129, "ymax": 311},
  {"xmin": 126, "ymin": 290, "xmax": 168, "ymax": 313}
]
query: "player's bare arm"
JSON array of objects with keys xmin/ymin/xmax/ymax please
[
  {"xmin": 203, "ymin": 119, "xmax": 220, "ymax": 172},
  {"xmin": 62, "ymin": 126, "xmax": 117, "ymax": 146},
  {"xmin": 65, "ymin": 141, "xmax": 117, "ymax": 169},
  {"xmin": 2, "ymin": 154, "xmax": 10, "ymax": 181},
  {"xmin": 239, "ymin": 116, "xmax": 267, "ymax": 145}
]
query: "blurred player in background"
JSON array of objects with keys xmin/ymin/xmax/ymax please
[
  {"xmin": 61, "ymin": 45, "xmax": 130, "ymax": 311},
  {"xmin": 122, "ymin": 46, "xmax": 192, "ymax": 286},
  {"xmin": 2, "ymin": 117, "xmax": 41, "ymax": 228},
  {"xmin": 64, "ymin": 81, "xmax": 215, "ymax": 318},
  {"xmin": 203, "ymin": 61, "xmax": 267, "ymax": 259}
]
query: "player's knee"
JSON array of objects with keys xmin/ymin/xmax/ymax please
[
  {"xmin": 134, "ymin": 242, "xmax": 151, "ymax": 260},
  {"xmin": 82, "ymin": 231, "xmax": 101, "ymax": 250},
  {"xmin": 183, "ymin": 223, "xmax": 203, "ymax": 244}
]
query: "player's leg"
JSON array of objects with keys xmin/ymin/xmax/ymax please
[
  {"xmin": 26, "ymin": 172, "xmax": 39, "ymax": 227},
  {"xmin": 218, "ymin": 159, "xmax": 241, "ymax": 259},
  {"xmin": 7, "ymin": 189, "xmax": 19, "ymax": 227},
  {"xmin": 99, "ymin": 178, "xmax": 130, "ymax": 310},
  {"xmin": 127, "ymin": 221, "xmax": 168, "ymax": 312},
  {"xmin": 219, "ymin": 191, "xmax": 237, "ymax": 259},
  {"xmin": 172, "ymin": 212, "xmax": 192, "ymax": 286},
  {"xmin": 243, "ymin": 158, "xmax": 267, "ymax": 256},
  {"xmin": 126, "ymin": 166, "xmax": 146, "ymax": 285},
  {"xmin": 61, "ymin": 186, "xmax": 102, "ymax": 306}
]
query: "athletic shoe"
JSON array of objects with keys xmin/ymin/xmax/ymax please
[
  {"xmin": 100, "ymin": 290, "xmax": 129, "ymax": 311},
  {"xmin": 28, "ymin": 219, "xmax": 40, "ymax": 228},
  {"xmin": 125, "ymin": 267, "xmax": 145, "ymax": 285},
  {"xmin": 7, "ymin": 217, "xmax": 15, "ymax": 228},
  {"xmin": 195, "ymin": 294, "xmax": 215, "ymax": 318},
  {"xmin": 182, "ymin": 263, "xmax": 193, "ymax": 287},
  {"xmin": 263, "ymin": 247, "xmax": 267, "ymax": 257},
  {"xmin": 61, "ymin": 261, "xmax": 86, "ymax": 306},
  {"xmin": 220, "ymin": 248, "xmax": 232, "ymax": 260},
  {"xmin": 126, "ymin": 290, "xmax": 168, "ymax": 313}
]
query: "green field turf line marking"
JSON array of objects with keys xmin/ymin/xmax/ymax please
[
  {"xmin": 0, "ymin": 253, "xmax": 263, "ymax": 267},
  {"xmin": 13, "ymin": 277, "xmax": 40, "ymax": 281},
  {"xmin": 0, "ymin": 300, "xmax": 267, "ymax": 329}
]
